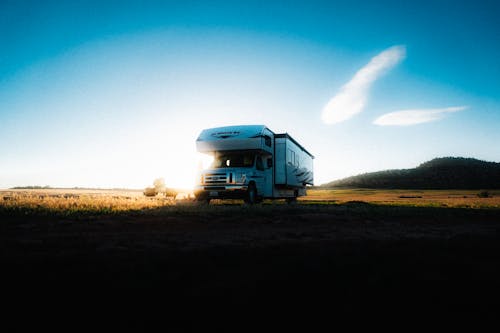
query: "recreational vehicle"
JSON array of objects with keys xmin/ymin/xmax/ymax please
[{"xmin": 195, "ymin": 125, "xmax": 314, "ymax": 203}]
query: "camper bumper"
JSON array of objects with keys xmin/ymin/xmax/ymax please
[{"xmin": 194, "ymin": 185, "xmax": 249, "ymax": 199}]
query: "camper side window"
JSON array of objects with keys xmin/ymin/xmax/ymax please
[
  {"xmin": 264, "ymin": 135, "xmax": 272, "ymax": 147},
  {"xmin": 267, "ymin": 158, "xmax": 273, "ymax": 168},
  {"xmin": 288, "ymin": 149, "xmax": 295, "ymax": 166}
]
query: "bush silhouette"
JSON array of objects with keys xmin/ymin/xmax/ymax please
[{"xmin": 477, "ymin": 191, "xmax": 491, "ymax": 198}]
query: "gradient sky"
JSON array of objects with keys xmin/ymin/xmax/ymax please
[{"xmin": 1, "ymin": 0, "xmax": 500, "ymax": 189}]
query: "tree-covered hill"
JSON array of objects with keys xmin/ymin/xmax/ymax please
[{"xmin": 321, "ymin": 157, "xmax": 500, "ymax": 189}]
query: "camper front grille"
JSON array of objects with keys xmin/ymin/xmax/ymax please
[{"xmin": 204, "ymin": 173, "xmax": 228, "ymax": 184}]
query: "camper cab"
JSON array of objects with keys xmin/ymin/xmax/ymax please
[{"xmin": 195, "ymin": 125, "xmax": 314, "ymax": 203}]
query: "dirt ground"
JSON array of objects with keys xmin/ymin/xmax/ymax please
[{"xmin": 2, "ymin": 197, "xmax": 500, "ymax": 321}]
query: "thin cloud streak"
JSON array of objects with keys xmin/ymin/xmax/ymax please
[
  {"xmin": 373, "ymin": 106, "xmax": 467, "ymax": 126},
  {"xmin": 322, "ymin": 45, "xmax": 406, "ymax": 124}
]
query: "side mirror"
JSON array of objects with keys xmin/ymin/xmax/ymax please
[{"xmin": 267, "ymin": 159, "xmax": 273, "ymax": 168}]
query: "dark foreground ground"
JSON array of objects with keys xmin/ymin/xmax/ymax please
[{"xmin": 2, "ymin": 202, "xmax": 500, "ymax": 324}]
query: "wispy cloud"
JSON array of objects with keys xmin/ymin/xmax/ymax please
[
  {"xmin": 322, "ymin": 45, "xmax": 406, "ymax": 124},
  {"xmin": 373, "ymin": 106, "xmax": 467, "ymax": 126}
]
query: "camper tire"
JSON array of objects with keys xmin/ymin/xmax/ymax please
[
  {"xmin": 286, "ymin": 190, "xmax": 298, "ymax": 204},
  {"xmin": 244, "ymin": 183, "xmax": 258, "ymax": 205},
  {"xmin": 195, "ymin": 194, "xmax": 211, "ymax": 205}
]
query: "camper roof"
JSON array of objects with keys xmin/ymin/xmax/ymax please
[
  {"xmin": 196, "ymin": 125, "xmax": 273, "ymax": 154},
  {"xmin": 197, "ymin": 125, "xmax": 270, "ymax": 141}
]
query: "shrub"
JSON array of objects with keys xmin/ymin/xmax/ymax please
[
  {"xmin": 477, "ymin": 190, "xmax": 491, "ymax": 198},
  {"xmin": 143, "ymin": 187, "xmax": 158, "ymax": 197}
]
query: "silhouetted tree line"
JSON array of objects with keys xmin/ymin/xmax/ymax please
[
  {"xmin": 322, "ymin": 157, "xmax": 500, "ymax": 189},
  {"xmin": 11, "ymin": 185, "xmax": 52, "ymax": 189}
]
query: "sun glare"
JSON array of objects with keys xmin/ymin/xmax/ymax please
[
  {"xmin": 149, "ymin": 152, "xmax": 214, "ymax": 191},
  {"xmin": 197, "ymin": 152, "xmax": 214, "ymax": 170}
]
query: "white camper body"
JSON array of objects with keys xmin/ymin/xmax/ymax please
[{"xmin": 195, "ymin": 125, "xmax": 314, "ymax": 203}]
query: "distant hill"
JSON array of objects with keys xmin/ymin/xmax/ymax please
[{"xmin": 321, "ymin": 157, "xmax": 500, "ymax": 189}]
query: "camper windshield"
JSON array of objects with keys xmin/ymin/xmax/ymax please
[{"xmin": 212, "ymin": 153, "xmax": 255, "ymax": 168}]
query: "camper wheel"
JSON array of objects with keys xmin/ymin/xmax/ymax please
[
  {"xmin": 286, "ymin": 190, "xmax": 298, "ymax": 204},
  {"xmin": 244, "ymin": 183, "xmax": 258, "ymax": 204},
  {"xmin": 195, "ymin": 194, "xmax": 211, "ymax": 205}
]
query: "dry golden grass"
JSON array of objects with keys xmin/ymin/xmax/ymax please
[
  {"xmin": 0, "ymin": 188, "xmax": 193, "ymax": 214},
  {"xmin": 301, "ymin": 188, "xmax": 500, "ymax": 208},
  {"xmin": 1, "ymin": 188, "xmax": 500, "ymax": 216}
]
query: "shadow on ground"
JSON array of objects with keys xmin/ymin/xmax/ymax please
[{"xmin": 1, "ymin": 202, "xmax": 500, "ymax": 315}]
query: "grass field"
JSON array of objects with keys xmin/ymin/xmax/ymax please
[
  {"xmin": 1, "ymin": 188, "xmax": 175, "ymax": 215},
  {"xmin": 1, "ymin": 188, "xmax": 499, "ymax": 217},
  {"xmin": 303, "ymin": 188, "xmax": 500, "ymax": 208},
  {"xmin": 2, "ymin": 187, "xmax": 500, "ymax": 316}
]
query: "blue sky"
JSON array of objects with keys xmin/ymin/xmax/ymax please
[{"xmin": 1, "ymin": 0, "xmax": 499, "ymax": 188}]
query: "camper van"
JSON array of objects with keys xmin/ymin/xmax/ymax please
[{"xmin": 195, "ymin": 125, "xmax": 314, "ymax": 203}]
